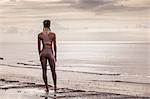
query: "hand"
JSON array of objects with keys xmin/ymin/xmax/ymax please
[
  {"xmin": 55, "ymin": 57, "xmax": 57, "ymax": 62},
  {"xmin": 39, "ymin": 51, "xmax": 42, "ymax": 57}
]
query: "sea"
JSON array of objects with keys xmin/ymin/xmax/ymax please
[{"xmin": 0, "ymin": 41, "xmax": 150, "ymax": 84}]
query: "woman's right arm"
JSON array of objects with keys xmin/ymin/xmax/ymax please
[{"xmin": 38, "ymin": 34, "xmax": 41, "ymax": 55}]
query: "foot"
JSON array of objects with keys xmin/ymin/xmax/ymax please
[
  {"xmin": 54, "ymin": 89, "xmax": 57, "ymax": 97},
  {"xmin": 54, "ymin": 86, "xmax": 57, "ymax": 93},
  {"xmin": 45, "ymin": 88, "xmax": 49, "ymax": 93}
]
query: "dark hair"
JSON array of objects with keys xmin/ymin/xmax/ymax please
[{"xmin": 43, "ymin": 20, "xmax": 51, "ymax": 28}]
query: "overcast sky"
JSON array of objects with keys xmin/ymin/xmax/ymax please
[{"xmin": 0, "ymin": 0, "xmax": 149, "ymax": 42}]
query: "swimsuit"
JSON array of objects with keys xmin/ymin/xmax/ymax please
[{"xmin": 40, "ymin": 32, "xmax": 55, "ymax": 62}]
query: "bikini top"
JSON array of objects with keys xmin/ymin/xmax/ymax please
[{"xmin": 43, "ymin": 32, "xmax": 52, "ymax": 45}]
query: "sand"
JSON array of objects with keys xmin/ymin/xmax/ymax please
[{"xmin": 0, "ymin": 63, "xmax": 150, "ymax": 99}]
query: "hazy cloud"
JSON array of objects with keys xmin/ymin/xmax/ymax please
[
  {"xmin": 73, "ymin": 0, "xmax": 111, "ymax": 9},
  {"xmin": 0, "ymin": 0, "xmax": 149, "ymax": 42},
  {"xmin": 61, "ymin": 0, "xmax": 150, "ymax": 13}
]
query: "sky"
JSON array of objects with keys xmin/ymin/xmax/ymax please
[{"xmin": 0, "ymin": 0, "xmax": 149, "ymax": 42}]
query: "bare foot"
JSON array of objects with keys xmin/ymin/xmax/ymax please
[
  {"xmin": 45, "ymin": 88, "xmax": 49, "ymax": 93},
  {"xmin": 54, "ymin": 90, "xmax": 56, "ymax": 97},
  {"xmin": 54, "ymin": 87, "xmax": 57, "ymax": 93}
]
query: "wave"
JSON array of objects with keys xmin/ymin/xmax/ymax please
[
  {"xmin": 0, "ymin": 63, "xmax": 120, "ymax": 76},
  {"xmin": 92, "ymin": 80, "xmax": 150, "ymax": 85}
]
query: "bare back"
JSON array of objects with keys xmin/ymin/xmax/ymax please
[{"xmin": 38, "ymin": 32, "xmax": 56, "ymax": 49}]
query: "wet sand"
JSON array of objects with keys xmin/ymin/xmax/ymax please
[
  {"xmin": 0, "ymin": 79, "xmax": 148, "ymax": 99},
  {"xmin": 0, "ymin": 63, "xmax": 150, "ymax": 99}
]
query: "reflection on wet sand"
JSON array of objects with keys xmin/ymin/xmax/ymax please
[{"xmin": 0, "ymin": 78, "xmax": 149, "ymax": 99}]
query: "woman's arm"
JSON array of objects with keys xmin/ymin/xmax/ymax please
[
  {"xmin": 53, "ymin": 34, "xmax": 57, "ymax": 61},
  {"xmin": 38, "ymin": 34, "xmax": 41, "ymax": 55}
]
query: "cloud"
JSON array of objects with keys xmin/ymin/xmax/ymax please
[
  {"xmin": 60, "ymin": 0, "xmax": 150, "ymax": 14},
  {"xmin": 73, "ymin": 0, "xmax": 111, "ymax": 9},
  {"xmin": 116, "ymin": 0, "xmax": 150, "ymax": 7},
  {"xmin": 61, "ymin": 0, "xmax": 113, "ymax": 9},
  {"xmin": 0, "ymin": 0, "xmax": 62, "ymax": 2}
]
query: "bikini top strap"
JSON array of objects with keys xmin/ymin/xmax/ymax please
[{"xmin": 43, "ymin": 32, "xmax": 52, "ymax": 44}]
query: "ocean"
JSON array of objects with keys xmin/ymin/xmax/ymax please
[{"xmin": 0, "ymin": 41, "xmax": 150, "ymax": 84}]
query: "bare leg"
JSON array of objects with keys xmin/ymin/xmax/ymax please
[
  {"xmin": 48, "ymin": 58, "xmax": 57, "ymax": 92},
  {"xmin": 40, "ymin": 57, "xmax": 49, "ymax": 92}
]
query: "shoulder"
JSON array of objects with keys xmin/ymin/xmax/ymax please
[
  {"xmin": 50, "ymin": 32, "xmax": 56, "ymax": 37},
  {"xmin": 38, "ymin": 32, "xmax": 43, "ymax": 38},
  {"xmin": 50, "ymin": 32, "xmax": 56, "ymax": 35}
]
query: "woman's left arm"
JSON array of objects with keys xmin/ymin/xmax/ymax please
[{"xmin": 53, "ymin": 34, "xmax": 57, "ymax": 61}]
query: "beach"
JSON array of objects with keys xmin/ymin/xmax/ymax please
[
  {"xmin": 0, "ymin": 0, "xmax": 149, "ymax": 98},
  {"xmin": 0, "ymin": 61, "xmax": 150, "ymax": 98},
  {"xmin": 0, "ymin": 42, "xmax": 150, "ymax": 98}
]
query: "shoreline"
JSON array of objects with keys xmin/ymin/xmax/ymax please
[
  {"xmin": 1, "ymin": 62, "xmax": 150, "ymax": 85},
  {"xmin": 0, "ymin": 64, "xmax": 150, "ymax": 98}
]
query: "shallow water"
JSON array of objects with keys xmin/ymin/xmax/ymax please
[{"xmin": 0, "ymin": 42, "xmax": 150, "ymax": 84}]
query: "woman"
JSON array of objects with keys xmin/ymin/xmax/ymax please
[{"xmin": 38, "ymin": 20, "xmax": 57, "ymax": 92}]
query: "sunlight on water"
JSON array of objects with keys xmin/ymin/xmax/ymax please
[{"xmin": 0, "ymin": 42, "xmax": 149, "ymax": 83}]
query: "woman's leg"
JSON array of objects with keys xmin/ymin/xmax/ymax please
[
  {"xmin": 48, "ymin": 58, "xmax": 57, "ymax": 92},
  {"xmin": 40, "ymin": 56, "xmax": 49, "ymax": 92}
]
